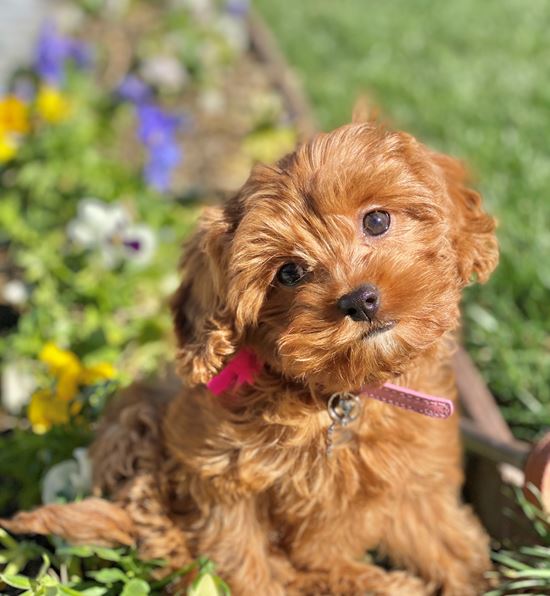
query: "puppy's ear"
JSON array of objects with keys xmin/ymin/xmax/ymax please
[
  {"xmin": 433, "ymin": 152, "xmax": 499, "ymax": 285},
  {"xmin": 170, "ymin": 207, "xmax": 237, "ymax": 385}
]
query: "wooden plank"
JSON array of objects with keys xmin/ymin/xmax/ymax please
[
  {"xmin": 248, "ymin": 10, "xmax": 318, "ymax": 140},
  {"xmin": 453, "ymin": 346, "xmax": 515, "ymax": 442},
  {"xmin": 460, "ymin": 418, "xmax": 529, "ymax": 469}
]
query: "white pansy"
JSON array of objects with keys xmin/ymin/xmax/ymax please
[
  {"xmin": 67, "ymin": 198, "xmax": 156, "ymax": 268},
  {"xmin": 2, "ymin": 279, "xmax": 28, "ymax": 305},
  {"xmin": 214, "ymin": 15, "xmax": 248, "ymax": 53},
  {"xmin": 1, "ymin": 362, "xmax": 36, "ymax": 414},
  {"xmin": 198, "ymin": 89, "xmax": 226, "ymax": 115},
  {"xmin": 120, "ymin": 224, "xmax": 157, "ymax": 266},
  {"xmin": 41, "ymin": 447, "xmax": 93, "ymax": 505},
  {"xmin": 140, "ymin": 56, "xmax": 188, "ymax": 93}
]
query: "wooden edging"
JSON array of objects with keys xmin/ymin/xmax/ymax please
[
  {"xmin": 460, "ymin": 418, "xmax": 528, "ymax": 469},
  {"xmin": 454, "ymin": 346, "xmax": 514, "ymax": 442},
  {"xmin": 248, "ymin": 11, "xmax": 317, "ymax": 140}
]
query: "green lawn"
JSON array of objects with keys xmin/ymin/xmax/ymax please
[{"xmin": 255, "ymin": 0, "xmax": 550, "ymax": 439}]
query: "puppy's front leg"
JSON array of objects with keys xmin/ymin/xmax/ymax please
[
  {"xmin": 286, "ymin": 517, "xmax": 429, "ymax": 595},
  {"xmin": 196, "ymin": 496, "xmax": 291, "ymax": 596},
  {"xmin": 380, "ymin": 489, "xmax": 491, "ymax": 596}
]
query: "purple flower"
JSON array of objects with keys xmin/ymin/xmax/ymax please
[
  {"xmin": 136, "ymin": 103, "xmax": 186, "ymax": 192},
  {"xmin": 137, "ymin": 104, "xmax": 182, "ymax": 146},
  {"xmin": 67, "ymin": 39, "xmax": 93, "ymax": 69},
  {"xmin": 144, "ymin": 141, "xmax": 182, "ymax": 192},
  {"xmin": 34, "ymin": 22, "xmax": 91, "ymax": 86},
  {"xmin": 116, "ymin": 75, "xmax": 152, "ymax": 104},
  {"xmin": 225, "ymin": 0, "xmax": 250, "ymax": 17}
]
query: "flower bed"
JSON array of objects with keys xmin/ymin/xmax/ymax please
[{"xmin": 0, "ymin": 0, "xmax": 297, "ymax": 592}]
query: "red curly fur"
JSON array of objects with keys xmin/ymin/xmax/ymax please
[{"xmin": 2, "ymin": 118, "xmax": 498, "ymax": 595}]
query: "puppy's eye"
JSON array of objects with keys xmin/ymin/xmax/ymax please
[
  {"xmin": 363, "ymin": 210, "xmax": 391, "ymax": 236},
  {"xmin": 276, "ymin": 262, "xmax": 306, "ymax": 286}
]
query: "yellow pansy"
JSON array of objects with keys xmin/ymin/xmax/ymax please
[
  {"xmin": 36, "ymin": 86, "xmax": 72, "ymax": 123},
  {"xmin": 29, "ymin": 343, "xmax": 117, "ymax": 433},
  {"xmin": 0, "ymin": 95, "xmax": 29, "ymax": 135},
  {"xmin": 39, "ymin": 342, "xmax": 116, "ymax": 401},
  {"xmin": 27, "ymin": 389, "xmax": 84, "ymax": 434},
  {"xmin": 27, "ymin": 389, "xmax": 71, "ymax": 434},
  {"xmin": 80, "ymin": 362, "xmax": 117, "ymax": 384},
  {"xmin": 40, "ymin": 342, "xmax": 81, "ymax": 401},
  {"xmin": 0, "ymin": 132, "xmax": 18, "ymax": 163}
]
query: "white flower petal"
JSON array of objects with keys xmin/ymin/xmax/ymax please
[
  {"xmin": 41, "ymin": 448, "xmax": 93, "ymax": 505},
  {"xmin": 122, "ymin": 225, "xmax": 157, "ymax": 266},
  {"xmin": 100, "ymin": 244, "xmax": 122, "ymax": 269},
  {"xmin": 2, "ymin": 280, "xmax": 28, "ymax": 305},
  {"xmin": 215, "ymin": 15, "xmax": 248, "ymax": 52},
  {"xmin": 78, "ymin": 198, "xmax": 129, "ymax": 238},
  {"xmin": 140, "ymin": 56, "xmax": 188, "ymax": 92},
  {"xmin": 198, "ymin": 89, "xmax": 225, "ymax": 115},
  {"xmin": 67, "ymin": 219, "xmax": 99, "ymax": 246},
  {"xmin": 71, "ymin": 448, "xmax": 93, "ymax": 495},
  {"xmin": 41, "ymin": 460, "xmax": 80, "ymax": 504},
  {"xmin": 1, "ymin": 362, "xmax": 36, "ymax": 414}
]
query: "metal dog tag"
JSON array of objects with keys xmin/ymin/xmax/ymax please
[{"xmin": 326, "ymin": 392, "xmax": 361, "ymax": 456}]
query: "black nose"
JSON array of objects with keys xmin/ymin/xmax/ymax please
[{"xmin": 337, "ymin": 284, "xmax": 380, "ymax": 322}]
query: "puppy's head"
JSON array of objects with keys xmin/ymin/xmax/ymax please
[{"xmin": 172, "ymin": 122, "xmax": 498, "ymax": 393}]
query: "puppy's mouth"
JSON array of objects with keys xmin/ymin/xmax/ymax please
[{"xmin": 361, "ymin": 320, "xmax": 397, "ymax": 340}]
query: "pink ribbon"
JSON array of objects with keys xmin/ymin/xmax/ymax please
[
  {"xmin": 206, "ymin": 348, "xmax": 263, "ymax": 396},
  {"xmin": 207, "ymin": 349, "xmax": 453, "ymax": 419},
  {"xmin": 362, "ymin": 382, "xmax": 453, "ymax": 419}
]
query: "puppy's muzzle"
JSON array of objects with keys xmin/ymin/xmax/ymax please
[{"xmin": 337, "ymin": 284, "xmax": 380, "ymax": 322}]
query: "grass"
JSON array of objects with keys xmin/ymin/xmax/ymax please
[{"xmin": 255, "ymin": 0, "xmax": 550, "ymax": 440}]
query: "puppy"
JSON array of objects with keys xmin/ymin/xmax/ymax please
[{"xmin": 3, "ymin": 116, "xmax": 498, "ymax": 595}]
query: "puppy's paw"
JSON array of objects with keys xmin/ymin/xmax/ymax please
[
  {"xmin": 287, "ymin": 565, "xmax": 428, "ymax": 596},
  {"xmin": 378, "ymin": 571, "xmax": 429, "ymax": 596},
  {"xmin": 440, "ymin": 575, "xmax": 489, "ymax": 596}
]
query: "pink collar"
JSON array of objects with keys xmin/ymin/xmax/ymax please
[{"xmin": 206, "ymin": 348, "xmax": 453, "ymax": 420}]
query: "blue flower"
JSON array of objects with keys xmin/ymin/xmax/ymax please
[
  {"xmin": 144, "ymin": 141, "xmax": 182, "ymax": 192},
  {"xmin": 34, "ymin": 23, "xmax": 91, "ymax": 86},
  {"xmin": 137, "ymin": 104, "xmax": 182, "ymax": 146},
  {"xmin": 116, "ymin": 75, "xmax": 152, "ymax": 104},
  {"xmin": 225, "ymin": 0, "xmax": 250, "ymax": 17},
  {"xmin": 136, "ymin": 103, "xmax": 186, "ymax": 191}
]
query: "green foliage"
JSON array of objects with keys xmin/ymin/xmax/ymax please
[
  {"xmin": 255, "ymin": 0, "xmax": 550, "ymax": 440},
  {"xmin": 487, "ymin": 488, "xmax": 550, "ymax": 595},
  {"xmin": 0, "ymin": 426, "xmax": 92, "ymax": 513},
  {"xmin": 1, "ymin": 1, "xmax": 246, "ymax": 592},
  {"xmin": 0, "ymin": 537, "xmax": 227, "ymax": 595}
]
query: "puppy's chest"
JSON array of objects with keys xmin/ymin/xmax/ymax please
[{"xmin": 269, "ymin": 430, "xmax": 412, "ymax": 516}]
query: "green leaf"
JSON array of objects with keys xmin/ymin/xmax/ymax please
[
  {"xmin": 189, "ymin": 574, "xmax": 220, "ymax": 596},
  {"xmin": 57, "ymin": 545, "xmax": 97, "ymax": 558},
  {"xmin": 78, "ymin": 589, "xmax": 108, "ymax": 596},
  {"xmin": 89, "ymin": 546, "xmax": 125, "ymax": 562},
  {"xmin": 513, "ymin": 568, "xmax": 550, "ymax": 579},
  {"xmin": 0, "ymin": 573, "xmax": 32, "ymax": 588},
  {"xmin": 120, "ymin": 578, "xmax": 150, "ymax": 596},
  {"xmin": 59, "ymin": 587, "xmax": 93, "ymax": 596},
  {"xmin": 88, "ymin": 568, "xmax": 130, "ymax": 584}
]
